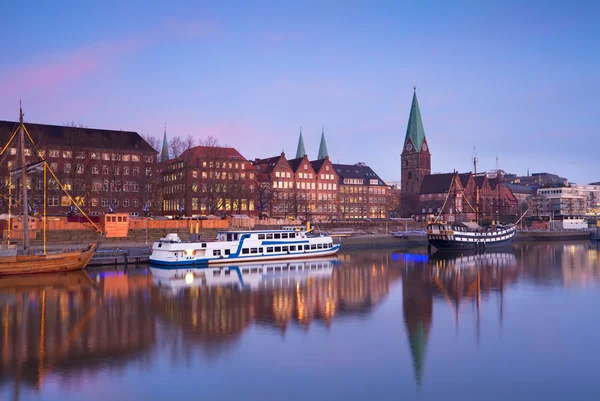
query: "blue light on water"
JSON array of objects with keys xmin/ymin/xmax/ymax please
[{"xmin": 392, "ymin": 253, "xmax": 429, "ymax": 262}]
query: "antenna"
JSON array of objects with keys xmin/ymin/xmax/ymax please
[
  {"xmin": 495, "ymin": 155, "xmax": 499, "ymax": 171},
  {"xmin": 413, "ymin": 82, "xmax": 417, "ymax": 91}
]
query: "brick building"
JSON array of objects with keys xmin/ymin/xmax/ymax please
[
  {"xmin": 401, "ymin": 87, "xmax": 431, "ymax": 216},
  {"xmin": 334, "ymin": 162, "xmax": 388, "ymax": 219},
  {"xmin": 0, "ymin": 120, "xmax": 157, "ymax": 217},
  {"xmin": 160, "ymin": 145, "xmax": 257, "ymax": 217},
  {"xmin": 414, "ymin": 171, "xmax": 518, "ymax": 222}
]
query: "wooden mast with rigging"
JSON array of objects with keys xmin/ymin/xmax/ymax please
[{"xmin": 18, "ymin": 103, "xmax": 30, "ymax": 254}]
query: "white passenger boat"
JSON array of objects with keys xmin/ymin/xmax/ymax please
[
  {"xmin": 150, "ymin": 257, "xmax": 338, "ymax": 291},
  {"xmin": 149, "ymin": 227, "xmax": 341, "ymax": 267}
]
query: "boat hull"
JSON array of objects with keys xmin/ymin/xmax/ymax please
[
  {"xmin": 149, "ymin": 244, "xmax": 341, "ymax": 267},
  {"xmin": 429, "ymin": 235, "xmax": 514, "ymax": 251},
  {"xmin": 0, "ymin": 242, "xmax": 99, "ymax": 276}
]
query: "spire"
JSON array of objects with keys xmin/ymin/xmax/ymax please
[
  {"xmin": 160, "ymin": 123, "xmax": 169, "ymax": 161},
  {"xmin": 296, "ymin": 126, "xmax": 306, "ymax": 158},
  {"xmin": 317, "ymin": 126, "xmax": 329, "ymax": 160},
  {"xmin": 404, "ymin": 86, "xmax": 426, "ymax": 152}
]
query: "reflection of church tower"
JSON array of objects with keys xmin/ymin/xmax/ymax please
[
  {"xmin": 402, "ymin": 268, "xmax": 433, "ymax": 387},
  {"xmin": 401, "ymin": 85, "xmax": 431, "ymax": 215}
]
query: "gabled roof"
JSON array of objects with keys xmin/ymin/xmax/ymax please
[
  {"xmin": 333, "ymin": 163, "xmax": 385, "ymax": 186},
  {"xmin": 418, "ymin": 173, "xmax": 457, "ymax": 194},
  {"xmin": 310, "ymin": 159, "xmax": 327, "ymax": 174},
  {"xmin": 404, "ymin": 89, "xmax": 427, "ymax": 152},
  {"xmin": 474, "ymin": 175, "xmax": 487, "ymax": 189},
  {"xmin": 287, "ymin": 157, "xmax": 307, "ymax": 173},
  {"xmin": 458, "ymin": 173, "xmax": 472, "ymax": 188},
  {"xmin": 0, "ymin": 120, "xmax": 156, "ymax": 153},
  {"xmin": 253, "ymin": 154, "xmax": 287, "ymax": 174}
]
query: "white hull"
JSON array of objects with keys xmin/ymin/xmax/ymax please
[{"xmin": 149, "ymin": 229, "xmax": 341, "ymax": 267}]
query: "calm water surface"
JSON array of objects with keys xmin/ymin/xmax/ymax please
[{"xmin": 2, "ymin": 242, "xmax": 600, "ymax": 401}]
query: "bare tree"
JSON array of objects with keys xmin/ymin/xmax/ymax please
[
  {"xmin": 169, "ymin": 134, "xmax": 196, "ymax": 159},
  {"xmin": 255, "ymin": 176, "xmax": 273, "ymax": 218},
  {"xmin": 141, "ymin": 133, "xmax": 161, "ymax": 153}
]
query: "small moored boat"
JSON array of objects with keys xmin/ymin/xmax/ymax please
[
  {"xmin": 149, "ymin": 225, "xmax": 340, "ymax": 267},
  {"xmin": 427, "ymin": 221, "xmax": 516, "ymax": 251}
]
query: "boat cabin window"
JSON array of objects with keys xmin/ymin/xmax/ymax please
[
  {"xmin": 213, "ymin": 270, "xmax": 221, "ymax": 276},
  {"xmin": 281, "ymin": 233, "xmax": 288, "ymax": 239},
  {"xmin": 267, "ymin": 267, "xmax": 273, "ymax": 272},
  {"xmin": 213, "ymin": 250, "xmax": 221, "ymax": 256},
  {"xmin": 259, "ymin": 247, "xmax": 264, "ymax": 253},
  {"xmin": 158, "ymin": 243, "xmax": 162, "ymax": 248},
  {"xmin": 289, "ymin": 233, "xmax": 296, "ymax": 238},
  {"xmin": 274, "ymin": 233, "xmax": 281, "ymax": 239},
  {"xmin": 290, "ymin": 246, "xmax": 296, "ymax": 251},
  {"xmin": 258, "ymin": 234, "xmax": 265, "ymax": 240},
  {"xmin": 251, "ymin": 268, "xmax": 258, "ymax": 273},
  {"xmin": 274, "ymin": 246, "xmax": 282, "ymax": 252},
  {"xmin": 317, "ymin": 244, "xmax": 323, "ymax": 249},
  {"xmin": 227, "ymin": 233, "xmax": 233, "ymax": 241},
  {"xmin": 282, "ymin": 246, "xmax": 289, "ymax": 252},
  {"xmin": 266, "ymin": 234, "xmax": 273, "ymax": 239},
  {"xmin": 225, "ymin": 270, "xmax": 231, "ymax": 275},
  {"xmin": 304, "ymin": 245, "xmax": 310, "ymax": 250},
  {"xmin": 242, "ymin": 268, "xmax": 249, "ymax": 273},
  {"xmin": 251, "ymin": 248, "xmax": 258, "ymax": 254},
  {"xmin": 242, "ymin": 248, "xmax": 249, "ymax": 254},
  {"xmin": 267, "ymin": 247, "xmax": 274, "ymax": 252},
  {"xmin": 202, "ymin": 243, "xmax": 207, "ymax": 248},
  {"xmin": 225, "ymin": 249, "xmax": 230, "ymax": 255},
  {"xmin": 311, "ymin": 244, "xmax": 316, "ymax": 250}
]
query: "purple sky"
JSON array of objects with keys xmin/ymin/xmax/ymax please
[{"xmin": 1, "ymin": 1, "xmax": 598, "ymax": 183}]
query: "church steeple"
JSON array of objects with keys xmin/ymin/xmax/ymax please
[
  {"xmin": 404, "ymin": 85, "xmax": 426, "ymax": 152},
  {"xmin": 296, "ymin": 126, "xmax": 306, "ymax": 158},
  {"xmin": 161, "ymin": 124, "xmax": 169, "ymax": 161},
  {"xmin": 317, "ymin": 126, "xmax": 329, "ymax": 160}
]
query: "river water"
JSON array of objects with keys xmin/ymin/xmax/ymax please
[{"xmin": 1, "ymin": 242, "xmax": 600, "ymax": 401}]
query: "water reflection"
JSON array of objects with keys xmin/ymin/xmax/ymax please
[{"xmin": 0, "ymin": 242, "xmax": 599, "ymax": 400}]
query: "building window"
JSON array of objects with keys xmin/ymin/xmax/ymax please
[
  {"xmin": 132, "ymin": 155, "xmax": 140, "ymax": 162},
  {"xmin": 102, "ymin": 165, "xmax": 109, "ymax": 174},
  {"xmin": 63, "ymin": 163, "xmax": 71, "ymax": 174},
  {"xmin": 48, "ymin": 195, "xmax": 59, "ymax": 206},
  {"xmin": 133, "ymin": 166, "xmax": 139, "ymax": 175},
  {"xmin": 49, "ymin": 150, "xmax": 60, "ymax": 158},
  {"xmin": 146, "ymin": 167, "xmax": 152, "ymax": 176}
]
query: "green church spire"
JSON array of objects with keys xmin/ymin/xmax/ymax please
[
  {"xmin": 404, "ymin": 84, "xmax": 426, "ymax": 152},
  {"xmin": 161, "ymin": 124, "xmax": 169, "ymax": 161},
  {"xmin": 317, "ymin": 126, "xmax": 329, "ymax": 160},
  {"xmin": 296, "ymin": 126, "xmax": 306, "ymax": 158}
]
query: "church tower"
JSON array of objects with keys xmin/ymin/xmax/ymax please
[{"xmin": 401, "ymin": 86, "xmax": 431, "ymax": 214}]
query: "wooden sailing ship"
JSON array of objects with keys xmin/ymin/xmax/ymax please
[
  {"xmin": 0, "ymin": 105, "xmax": 101, "ymax": 276},
  {"xmin": 426, "ymin": 154, "xmax": 522, "ymax": 251}
]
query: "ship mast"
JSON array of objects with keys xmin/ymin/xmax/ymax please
[
  {"xmin": 18, "ymin": 103, "xmax": 30, "ymax": 254},
  {"xmin": 473, "ymin": 147, "xmax": 479, "ymax": 224}
]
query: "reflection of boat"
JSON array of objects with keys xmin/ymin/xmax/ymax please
[
  {"xmin": 0, "ymin": 106, "xmax": 101, "ymax": 276},
  {"xmin": 150, "ymin": 257, "xmax": 339, "ymax": 291},
  {"xmin": 429, "ymin": 250, "xmax": 517, "ymax": 270},
  {"xmin": 150, "ymin": 225, "xmax": 340, "ymax": 267},
  {"xmin": 0, "ymin": 269, "xmax": 94, "ymax": 292}
]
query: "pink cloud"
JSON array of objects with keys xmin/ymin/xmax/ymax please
[{"xmin": 0, "ymin": 38, "xmax": 147, "ymax": 99}]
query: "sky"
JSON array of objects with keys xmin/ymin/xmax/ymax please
[{"xmin": 1, "ymin": 1, "xmax": 598, "ymax": 183}]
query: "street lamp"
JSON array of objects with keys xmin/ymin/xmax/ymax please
[{"xmin": 143, "ymin": 203, "xmax": 150, "ymax": 245}]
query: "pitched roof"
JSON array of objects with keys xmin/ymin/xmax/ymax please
[
  {"xmin": 287, "ymin": 157, "xmax": 305, "ymax": 173},
  {"xmin": 418, "ymin": 173, "xmax": 457, "ymax": 194},
  {"xmin": 180, "ymin": 145, "xmax": 249, "ymax": 162},
  {"xmin": 310, "ymin": 159, "xmax": 327, "ymax": 174},
  {"xmin": 333, "ymin": 163, "xmax": 385, "ymax": 186},
  {"xmin": 253, "ymin": 154, "xmax": 286, "ymax": 173},
  {"xmin": 474, "ymin": 175, "xmax": 487, "ymax": 189},
  {"xmin": 0, "ymin": 120, "xmax": 156, "ymax": 153},
  {"xmin": 295, "ymin": 130, "xmax": 306, "ymax": 159},
  {"xmin": 317, "ymin": 129, "xmax": 329, "ymax": 160},
  {"xmin": 404, "ymin": 89, "xmax": 427, "ymax": 152},
  {"xmin": 458, "ymin": 173, "xmax": 472, "ymax": 188}
]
